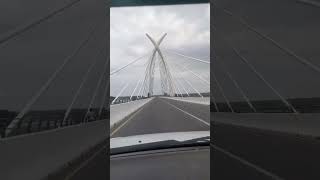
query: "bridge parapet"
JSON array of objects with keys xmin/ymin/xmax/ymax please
[
  {"xmin": 0, "ymin": 120, "xmax": 107, "ymax": 180},
  {"xmin": 110, "ymin": 98, "xmax": 154, "ymax": 130}
]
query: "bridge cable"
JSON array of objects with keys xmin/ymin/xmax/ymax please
[
  {"xmin": 169, "ymin": 66, "xmax": 190, "ymax": 97},
  {"xmin": 166, "ymin": 54, "xmax": 210, "ymax": 88},
  {"xmin": 213, "ymin": 26, "xmax": 298, "ymax": 113},
  {"xmin": 0, "ymin": 0, "xmax": 81, "ymax": 46},
  {"xmin": 110, "ymin": 53, "xmax": 149, "ymax": 76},
  {"xmin": 62, "ymin": 46, "xmax": 104, "ymax": 125},
  {"xmin": 137, "ymin": 81, "xmax": 144, "ymax": 99},
  {"xmin": 165, "ymin": 49, "xmax": 210, "ymax": 64},
  {"xmin": 130, "ymin": 76, "xmax": 143, "ymax": 100},
  {"xmin": 5, "ymin": 23, "xmax": 98, "ymax": 136},
  {"xmin": 159, "ymin": 54, "xmax": 171, "ymax": 95},
  {"xmin": 98, "ymin": 78, "xmax": 110, "ymax": 119},
  {"xmin": 111, "ymin": 83, "xmax": 130, "ymax": 105},
  {"xmin": 176, "ymin": 77, "xmax": 190, "ymax": 97},
  {"xmin": 214, "ymin": 54, "xmax": 257, "ymax": 112},
  {"xmin": 165, "ymin": 57, "xmax": 184, "ymax": 97},
  {"xmin": 137, "ymin": 60, "xmax": 150, "ymax": 99},
  {"xmin": 182, "ymin": 60, "xmax": 210, "ymax": 87},
  {"xmin": 182, "ymin": 63, "xmax": 210, "ymax": 86},
  {"xmin": 171, "ymin": 73, "xmax": 184, "ymax": 97},
  {"xmin": 166, "ymin": 58, "xmax": 210, "ymax": 96},
  {"xmin": 140, "ymin": 52, "xmax": 154, "ymax": 97},
  {"xmin": 169, "ymin": 61, "xmax": 204, "ymax": 98},
  {"xmin": 84, "ymin": 54, "xmax": 109, "ymax": 122},
  {"xmin": 159, "ymin": 55, "xmax": 168, "ymax": 95},
  {"xmin": 130, "ymin": 79, "xmax": 142, "ymax": 100},
  {"xmin": 212, "ymin": 2, "xmax": 320, "ymax": 74},
  {"xmin": 210, "ymin": 90, "xmax": 220, "ymax": 112},
  {"xmin": 212, "ymin": 70, "xmax": 235, "ymax": 113}
]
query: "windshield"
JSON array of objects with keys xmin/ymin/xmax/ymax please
[{"xmin": 110, "ymin": 3, "xmax": 210, "ymax": 151}]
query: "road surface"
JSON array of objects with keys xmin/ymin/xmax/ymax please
[
  {"xmin": 111, "ymin": 97, "xmax": 210, "ymax": 137},
  {"xmin": 67, "ymin": 98, "xmax": 320, "ymax": 180},
  {"xmin": 212, "ymin": 119, "xmax": 320, "ymax": 180},
  {"xmin": 68, "ymin": 97, "xmax": 210, "ymax": 179}
]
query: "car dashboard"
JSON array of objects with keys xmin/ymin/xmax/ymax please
[{"xmin": 111, "ymin": 146, "xmax": 209, "ymax": 180}]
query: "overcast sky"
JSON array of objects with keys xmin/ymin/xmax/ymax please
[{"xmin": 110, "ymin": 4, "xmax": 210, "ymax": 96}]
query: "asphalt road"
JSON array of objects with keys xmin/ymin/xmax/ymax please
[
  {"xmin": 111, "ymin": 97, "xmax": 210, "ymax": 137},
  {"xmin": 68, "ymin": 97, "xmax": 210, "ymax": 179},
  {"xmin": 67, "ymin": 146, "xmax": 108, "ymax": 180},
  {"xmin": 67, "ymin": 99, "xmax": 320, "ymax": 180},
  {"xmin": 212, "ymin": 118, "xmax": 320, "ymax": 180}
]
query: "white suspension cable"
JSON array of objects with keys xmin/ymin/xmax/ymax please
[
  {"xmin": 213, "ymin": 6, "xmax": 320, "ymax": 74},
  {"xmin": 173, "ymin": 77, "xmax": 183, "ymax": 97},
  {"xmin": 110, "ymin": 53, "xmax": 149, "ymax": 76},
  {"xmin": 212, "ymin": 70, "xmax": 234, "ymax": 113},
  {"xmin": 215, "ymin": 55, "xmax": 257, "ymax": 112},
  {"xmin": 169, "ymin": 60, "xmax": 204, "ymax": 98},
  {"xmin": 211, "ymin": 92, "xmax": 220, "ymax": 112},
  {"xmin": 183, "ymin": 78, "xmax": 203, "ymax": 98},
  {"xmin": 5, "ymin": 24, "xmax": 97, "ymax": 136},
  {"xmin": 111, "ymin": 83, "xmax": 130, "ymax": 105},
  {"xmin": 232, "ymin": 47, "xmax": 298, "ymax": 113},
  {"xmin": 175, "ymin": 61, "xmax": 210, "ymax": 86},
  {"xmin": 84, "ymin": 56, "xmax": 109, "ymax": 122},
  {"xmin": 173, "ymin": 72, "xmax": 190, "ymax": 97},
  {"xmin": 62, "ymin": 50, "xmax": 102, "ymax": 125},
  {"xmin": 166, "ymin": 60, "xmax": 187, "ymax": 97},
  {"xmin": 213, "ymin": 26, "xmax": 298, "ymax": 113},
  {"xmin": 137, "ymin": 81, "xmax": 144, "ymax": 98},
  {"xmin": 98, "ymin": 79, "xmax": 109, "ymax": 119},
  {"xmin": 130, "ymin": 77, "xmax": 143, "ymax": 100},
  {"xmin": 165, "ymin": 49, "xmax": 210, "ymax": 64}
]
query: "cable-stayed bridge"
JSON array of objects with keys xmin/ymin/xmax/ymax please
[
  {"xmin": 212, "ymin": 1, "xmax": 320, "ymax": 179},
  {"xmin": 0, "ymin": 1, "xmax": 210, "ymax": 178},
  {"xmin": 1, "ymin": 0, "xmax": 320, "ymax": 179},
  {"xmin": 109, "ymin": 32, "xmax": 210, "ymax": 137}
]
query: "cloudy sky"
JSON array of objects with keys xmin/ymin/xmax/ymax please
[{"xmin": 110, "ymin": 4, "xmax": 210, "ymax": 96}]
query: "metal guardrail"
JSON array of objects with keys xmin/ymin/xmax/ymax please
[
  {"xmin": 0, "ymin": 109, "xmax": 109, "ymax": 138},
  {"xmin": 210, "ymin": 98, "xmax": 320, "ymax": 113}
]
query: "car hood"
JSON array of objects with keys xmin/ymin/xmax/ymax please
[{"xmin": 110, "ymin": 131, "xmax": 210, "ymax": 149}]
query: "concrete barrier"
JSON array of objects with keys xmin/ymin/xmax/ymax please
[
  {"xmin": 161, "ymin": 97, "xmax": 210, "ymax": 105},
  {"xmin": 213, "ymin": 113, "xmax": 320, "ymax": 138},
  {"xmin": 110, "ymin": 98, "xmax": 154, "ymax": 129},
  {"xmin": 0, "ymin": 120, "xmax": 107, "ymax": 180}
]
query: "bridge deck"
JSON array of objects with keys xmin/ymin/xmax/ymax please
[{"xmin": 111, "ymin": 97, "xmax": 210, "ymax": 137}]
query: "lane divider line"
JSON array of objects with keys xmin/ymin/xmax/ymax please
[
  {"xmin": 210, "ymin": 143, "xmax": 285, "ymax": 180},
  {"xmin": 161, "ymin": 99, "xmax": 210, "ymax": 126},
  {"xmin": 64, "ymin": 145, "xmax": 106, "ymax": 180},
  {"xmin": 111, "ymin": 99, "xmax": 153, "ymax": 137}
]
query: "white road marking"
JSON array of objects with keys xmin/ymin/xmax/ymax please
[
  {"xmin": 64, "ymin": 145, "xmax": 106, "ymax": 180},
  {"xmin": 161, "ymin": 99, "xmax": 210, "ymax": 126},
  {"xmin": 211, "ymin": 144, "xmax": 285, "ymax": 180},
  {"xmin": 111, "ymin": 104, "xmax": 147, "ymax": 137}
]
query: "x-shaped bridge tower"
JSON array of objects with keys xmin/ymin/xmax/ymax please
[{"xmin": 142, "ymin": 33, "xmax": 176, "ymax": 97}]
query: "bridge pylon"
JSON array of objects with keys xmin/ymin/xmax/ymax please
[{"xmin": 144, "ymin": 33, "xmax": 175, "ymax": 97}]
